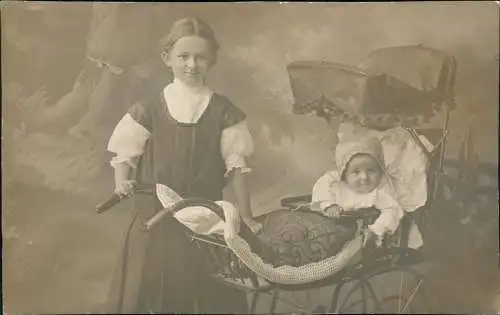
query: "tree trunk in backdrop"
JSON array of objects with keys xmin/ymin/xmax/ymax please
[{"xmin": 44, "ymin": 3, "xmax": 172, "ymax": 138}]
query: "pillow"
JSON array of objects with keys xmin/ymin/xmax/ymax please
[{"xmin": 256, "ymin": 210, "xmax": 357, "ymax": 267}]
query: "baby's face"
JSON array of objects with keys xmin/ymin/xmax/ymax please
[{"xmin": 343, "ymin": 154, "xmax": 383, "ymax": 194}]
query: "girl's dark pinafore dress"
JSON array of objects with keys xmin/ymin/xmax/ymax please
[{"xmin": 105, "ymin": 92, "xmax": 250, "ymax": 314}]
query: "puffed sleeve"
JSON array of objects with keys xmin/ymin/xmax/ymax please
[
  {"xmin": 221, "ymin": 120, "xmax": 254, "ymax": 177},
  {"xmin": 220, "ymin": 102, "xmax": 254, "ymax": 177},
  {"xmin": 369, "ymin": 188, "xmax": 405, "ymax": 237},
  {"xmin": 310, "ymin": 171, "xmax": 339, "ymax": 212},
  {"xmin": 107, "ymin": 102, "xmax": 152, "ymax": 168}
]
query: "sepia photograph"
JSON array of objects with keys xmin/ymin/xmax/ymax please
[{"xmin": 2, "ymin": 2, "xmax": 499, "ymax": 314}]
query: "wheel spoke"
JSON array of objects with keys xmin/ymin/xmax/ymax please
[
  {"xmin": 336, "ymin": 266, "xmax": 431, "ymax": 314},
  {"xmin": 398, "ymin": 271, "xmax": 404, "ymax": 312},
  {"xmin": 402, "ymin": 278, "xmax": 424, "ymax": 313},
  {"xmin": 364, "ymin": 279, "xmax": 383, "ymax": 312}
]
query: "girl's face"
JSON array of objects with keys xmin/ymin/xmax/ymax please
[
  {"xmin": 343, "ymin": 154, "xmax": 383, "ymax": 194},
  {"xmin": 163, "ymin": 36, "xmax": 215, "ymax": 87}
]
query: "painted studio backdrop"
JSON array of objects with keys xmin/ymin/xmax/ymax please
[{"xmin": 2, "ymin": 2, "xmax": 499, "ymax": 314}]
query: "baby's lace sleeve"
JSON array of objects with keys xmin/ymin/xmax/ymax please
[
  {"xmin": 221, "ymin": 120, "xmax": 254, "ymax": 177},
  {"xmin": 107, "ymin": 105, "xmax": 151, "ymax": 168},
  {"xmin": 310, "ymin": 171, "xmax": 338, "ymax": 212},
  {"xmin": 369, "ymin": 189, "xmax": 405, "ymax": 237}
]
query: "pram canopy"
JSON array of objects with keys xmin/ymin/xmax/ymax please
[{"xmin": 288, "ymin": 45, "xmax": 457, "ymax": 127}]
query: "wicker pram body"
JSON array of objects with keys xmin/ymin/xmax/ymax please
[
  {"xmin": 187, "ymin": 205, "xmax": 372, "ymax": 286},
  {"xmin": 165, "ymin": 199, "xmax": 382, "ymax": 286}
]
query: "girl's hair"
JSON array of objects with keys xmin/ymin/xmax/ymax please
[{"xmin": 160, "ymin": 17, "xmax": 220, "ymax": 55}]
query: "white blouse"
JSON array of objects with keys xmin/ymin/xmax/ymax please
[
  {"xmin": 107, "ymin": 78, "xmax": 253, "ymax": 177},
  {"xmin": 311, "ymin": 170, "xmax": 404, "ymax": 237},
  {"xmin": 311, "ymin": 170, "xmax": 423, "ymax": 249}
]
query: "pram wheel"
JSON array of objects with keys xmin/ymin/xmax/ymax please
[{"xmin": 334, "ymin": 266, "xmax": 429, "ymax": 314}]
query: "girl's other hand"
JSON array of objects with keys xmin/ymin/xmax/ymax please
[
  {"xmin": 323, "ymin": 204, "xmax": 344, "ymax": 218},
  {"xmin": 243, "ymin": 217, "xmax": 263, "ymax": 234},
  {"xmin": 363, "ymin": 229, "xmax": 385, "ymax": 249},
  {"xmin": 114, "ymin": 179, "xmax": 136, "ymax": 198},
  {"xmin": 363, "ymin": 229, "xmax": 377, "ymax": 248}
]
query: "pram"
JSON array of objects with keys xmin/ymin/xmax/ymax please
[{"xmin": 96, "ymin": 45, "xmax": 494, "ymax": 313}]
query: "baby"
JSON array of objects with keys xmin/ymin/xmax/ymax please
[{"xmin": 310, "ymin": 137, "xmax": 405, "ymax": 247}]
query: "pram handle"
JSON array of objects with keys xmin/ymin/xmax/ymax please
[
  {"xmin": 95, "ymin": 186, "xmax": 265, "ymax": 255},
  {"xmin": 95, "ymin": 194, "xmax": 123, "ymax": 214},
  {"xmin": 280, "ymin": 194, "xmax": 313, "ymax": 209},
  {"xmin": 94, "ymin": 184, "xmax": 155, "ymax": 214}
]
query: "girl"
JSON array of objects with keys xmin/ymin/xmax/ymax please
[
  {"xmin": 310, "ymin": 137, "xmax": 423, "ymax": 248},
  {"xmin": 104, "ymin": 17, "xmax": 262, "ymax": 314}
]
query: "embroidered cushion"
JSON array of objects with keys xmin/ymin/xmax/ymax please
[{"xmin": 256, "ymin": 210, "xmax": 357, "ymax": 267}]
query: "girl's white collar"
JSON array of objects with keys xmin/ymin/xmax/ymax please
[
  {"xmin": 162, "ymin": 79, "xmax": 213, "ymax": 124},
  {"xmin": 170, "ymin": 78, "xmax": 212, "ymax": 95}
]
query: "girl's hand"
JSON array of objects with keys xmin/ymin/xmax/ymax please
[
  {"xmin": 363, "ymin": 229, "xmax": 384, "ymax": 248},
  {"xmin": 114, "ymin": 179, "xmax": 136, "ymax": 198},
  {"xmin": 363, "ymin": 229, "xmax": 377, "ymax": 248},
  {"xmin": 243, "ymin": 217, "xmax": 263, "ymax": 234},
  {"xmin": 323, "ymin": 204, "xmax": 344, "ymax": 218}
]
